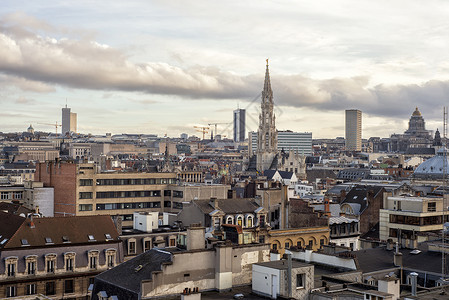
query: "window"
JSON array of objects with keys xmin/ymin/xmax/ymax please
[
  {"xmin": 296, "ymin": 274, "xmax": 304, "ymax": 288},
  {"xmin": 106, "ymin": 249, "xmax": 116, "ymax": 268},
  {"xmin": 1, "ymin": 192, "xmax": 10, "ymax": 200},
  {"xmin": 80, "ymin": 179, "xmax": 93, "ymax": 186},
  {"xmin": 7, "ymin": 262, "xmax": 16, "ymax": 277},
  {"xmin": 428, "ymin": 202, "xmax": 436, "ymax": 212},
  {"xmin": 6, "ymin": 286, "xmax": 16, "ymax": 298},
  {"xmin": 164, "ymin": 190, "xmax": 171, "ymax": 196},
  {"xmin": 45, "ymin": 237, "xmax": 53, "ymax": 244},
  {"xmin": 25, "ymin": 255, "xmax": 37, "ymax": 275},
  {"xmin": 237, "ymin": 216, "xmax": 243, "ymax": 227},
  {"xmin": 128, "ymin": 240, "xmax": 136, "ymax": 254},
  {"xmin": 26, "ymin": 284, "xmax": 36, "ymax": 295},
  {"xmin": 47, "ymin": 260, "xmax": 55, "ymax": 273},
  {"xmin": 65, "ymin": 280, "xmax": 74, "ymax": 294},
  {"xmin": 285, "ymin": 242, "xmax": 290, "ymax": 249},
  {"xmin": 226, "ymin": 216, "xmax": 234, "ymax": 224},
  {"xmin": 143, "ymin": 239, "xmax": 151, "ymax": 251},
  {"xmin": 45, "ymin": 282, "xmax": 55, "ymax": 295},
  {"xmin": 79, "ymin": 204, "xmax": 93, "ymax": 211},
  {"xmin": 297, "ymin": 241, "xmax": 302, "ymax": 248},
  {"xmin": 65, "ymin": 252, "xmax": 75, "ymax": 271},
  {"xmin": 247, "ymin": 215, "xmax": 253, "ymax": 227},
  {"xmin": 173, "ymin": 191, "xmax": 183, "ymax": 198},
  {"xmin": 308, "ymin": 239, "xmax": 314, "ymax": 247},
  {"xmin": 272, "ymin": 243, "xmax": 278, "ymax": 250},
  {"xmin": 320, "ymin": 239, "xmax": 325, "ymax": 246},
  {"xmin": 164, "ymin": 201, "xmax": 172, "ymax": 208},
  {"xmin": 169, "ymin": 238, "xmax": 176, "ymax": 247},
  {"xmin": 79, "ymin": 192, "xmax": 93, "ymax": 199},
  {"xmin": 66, "ymin": 257, "xmax": 74, "ymax": 271},
  {"xmin": 88, "ymin": 235, "xmax": 95, "ymax": 241}
]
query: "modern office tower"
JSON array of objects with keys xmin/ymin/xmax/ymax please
[
  {"xmin": 233, "ymin": 108, "xmax": 246, "ymax": 142},
  {"xmin": 249, "ymin": 131, "xmax": 313, "ymax": 155},
  {"xmin": 62, "ymin": 105, "xmax": 77, "ymax": 134},
  {"xmin": 345, "ymin": 109, "xmax": 362, "ymax": 151}
]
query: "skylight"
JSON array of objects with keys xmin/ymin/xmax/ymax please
[
  {"xmin": 88, "ymin": 235, "xmax": 95, "ymax": 241},
  {"xmin": 0, "ymin": 239, "xmax": 8, "ymax": 245},
  {"xmin": 21, "ymin": 239, "xmax": 29, "ymax": 246},
  {"xmin": 45, "ymin": 237, "xmax": 53, "ymax": 244},
  {"xmin": 105, "ymin": 234, "xmax": 112, "ymax": 240},
  {"xmin": 62, "ymin": 236, "xmax": 70, "ymax": 243}
]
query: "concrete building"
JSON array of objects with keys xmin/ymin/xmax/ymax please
[
  {"xmin": 345, "ymin": 109, "xmax": 362, "ymax": 151},
  {"xmin": 35, "ymin": 162, "xmax": 178, "ymax": 227},
  {"xmin": 233, "ymin": 108, "xmax": 246, "ymax": 142},
  {"xmin": 62, "ymin": 105, "xmax": 77, "ymax": 135},
  {"xmin": 329, "ymin": 216, "xmax": 360, "ymax": 251},
  {"xmin": 379, "ymin": 195, "xmax": 446, "ymax": 247}
]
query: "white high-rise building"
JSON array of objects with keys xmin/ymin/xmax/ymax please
[
  {"xmin": 345, "ymin": 109, "xmax": 362, "ymax": 151},
  {"xmin": 62, "ymin": 105, "xmax": 77, "ymax": 135}
]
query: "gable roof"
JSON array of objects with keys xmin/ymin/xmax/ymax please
[{"xmin": 2, "ymin": 214, "xmax": 119, "ymax": 249}]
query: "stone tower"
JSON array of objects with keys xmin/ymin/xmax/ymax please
[{"xmin": 256, "ymin": 60, "xmax": 278, "ymax": 172}]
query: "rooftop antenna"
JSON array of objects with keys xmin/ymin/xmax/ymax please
[{"xmin": 65, "ymin": 98, "xmax": 67, "ymax": 108}]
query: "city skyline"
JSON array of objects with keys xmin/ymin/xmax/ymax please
[{"xmin": 1, "ymin": 1, "xmax": 449, "ymax": 138}]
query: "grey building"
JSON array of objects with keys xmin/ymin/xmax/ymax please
[
  {"xmin": 233, "ymin": 108, "xmax": 246, "ymax": 142},
  {"xmin": 62, "ymin": 105, "xmax": 77, "ymax": 135},
  {"xmin": 249, "ymin": 131, "xmax": 312, "ymax": 156}
]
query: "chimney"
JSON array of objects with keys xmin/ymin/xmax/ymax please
[
  {"xmin": 410, "ymin": 272, "xmax": 418, "ymax": 296},
  {"xmin": 324, "ymin": 196, "xmax": 330, "ymax": 217},
  {"xmin": 29, "ymin": 215, "xmax": 35, "ymax": 229},
  {"xmin": 35, "ymin": 206, "xmax": 40, "ymax": 215},
  {"xmin": 187, "ymin": 224, "xmax": 205, "ymax": 251},
  {"xmin": 393, "ymin": 252, "xmax": 402, "ymax": 267},
  {"xmin": 209, "ymin": 197, "xmax": 218, "ymax": 209}
]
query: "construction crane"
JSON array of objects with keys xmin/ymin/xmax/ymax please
[
  {"xmin": 207, "ymin": 123, "xmax": 229, "ymax": 139},
  {"xmin": 38, "ymin": 122, "xmax": 62, "ymax": 134},
  {"xmin": 194, "ymin": 126, "xmax": 209, "ymax": 140}
]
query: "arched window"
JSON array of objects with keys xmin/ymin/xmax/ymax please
[
  {"xmin": 237, "ymin": 215, "xmax": 243, "ymax": 227},
  {"xmin": 246, "ymin": 215, "xmax": 254, "ymax": 228},
  {"xmin": 226, "ymin": 216, "xmax": 234, "ymax": 224}
]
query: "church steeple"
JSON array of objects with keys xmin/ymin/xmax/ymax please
[
  {"xmin": 262, "ymin": 59, "xmax": 273, "ymax": 103},
  {"xmin": 256, "ymin": 60, "xmax": 278, "ymax": 172}
]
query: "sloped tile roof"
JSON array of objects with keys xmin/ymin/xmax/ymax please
[
  {"xmin": 2, "ymin": 214, "xmax": 119, "ymax": 249},
  {"xmin": 194, "ymin": 198, "xmax": 260, "ymax": 214}
]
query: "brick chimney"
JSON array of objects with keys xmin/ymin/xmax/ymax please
[{"xmin": 324, "ymin": 196, "xmax": 331, "ymax": 217}]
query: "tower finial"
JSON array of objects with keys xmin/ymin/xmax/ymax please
[{"xmin": 266, "ymin": 58, "xmax": 269, "ymax": 66}]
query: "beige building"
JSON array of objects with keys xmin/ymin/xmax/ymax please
[
  {"xmin": 345, "ymin": 109, "xmax": 362, "ymax": 151},
  {"xmin": 268, "ymin": 226, "xmax": 330, "ymax": 256},
  {"xmin": 379, "ymin": 195, "xmax": 446, "ymax": 248},
  {"xmin": 35, "ymin": 162, "xmax": 231, "ymax": 227}
]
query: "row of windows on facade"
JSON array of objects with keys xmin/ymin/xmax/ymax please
[
  {"xmin": 271, "ymin": 238, "xmax": 326, "ymax": 250},
  {"xmin": 78, "ymin": 201, "xmax": 183, "ymax": 212},
  {"xmin": 5, "ymin": 278, "xmax": 84, "ymax": 298},
  {"xmin": 79, "ymin": 178, "xmax": 177, "ymax": 186},
  {"xmin": 127, "ymin": 237, "xmax": 177, "ymax": 254},
  {"xmin": 79, "ymin": 190, "xmax": 183, "ymax": 199},
  {"xmin": 330, "ymin": 223, "xmax": 359, "ymax": 235},
  {"xmin": 219, "ymin": 214, "xmax": 264, "ymax": 228},
  {"xmin": 389, "ymin": 213, "xmax": 446, "ymax": 226},
  {"xmin": 5, "ymin": 250, "xmax": 116, "ymax": 277},
  {"xmin": 0, "ymin": 191, "xmax": 23, "ymax": 200}
]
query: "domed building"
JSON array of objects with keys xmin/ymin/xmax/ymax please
[
  {"xmin": 413, "ymin": 147, "xmax": 449, "ymax": 179},
  {"xmin": 389, "ymin": 107, "xmax": 434, "ymax": 154}
]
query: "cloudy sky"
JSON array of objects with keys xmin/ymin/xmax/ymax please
[{"xmin": 1, "ymin": 0, "xmax": 449, "ymax": 138}]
